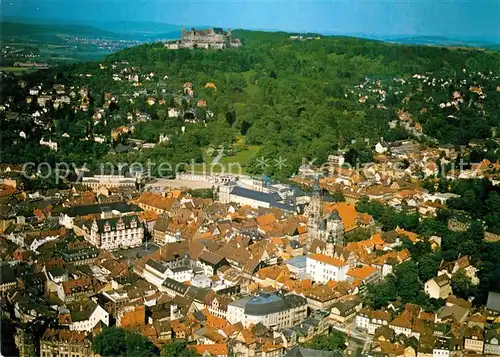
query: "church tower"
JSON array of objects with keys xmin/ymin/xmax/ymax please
[
  {"xmin": 327, "ymin": 208, "xmax": 345, "ymax": 247},
  {"xmin": 306, "ymin": 175, "xmax": 323, "ymax": 247},
  {"xmin": 325, "ymin": 230, "xmax": 335, "ymax": 257}
]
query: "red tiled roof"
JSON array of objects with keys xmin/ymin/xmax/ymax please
[{"xmin": 309, "ymin": 254, "xmax": 348, "ymax": 267}]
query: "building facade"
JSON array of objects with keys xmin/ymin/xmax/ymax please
[
  {"xmin": 81, "ymin": 174, "xmax": 137, "ymax": 191},
  {"xmin": 75, "ymin": 215, "xmax": 143, "ymax": 250},
  {"xmin": 484, "ymin": 329, "xmax": 500, "ymax": 355},
  {"xmin": 306, "ymin": 253, "xmax": 349, "ymax": 284},
  {"xmin": 424, "ymin": 274, "xmax": 452, "ymax": 299},
  {"xmin": 227, "ymin": 292, "xmax": 307, "ymax": 328},
  {"xmin": 40, "ymin": 329, "xmax": 96, "ymax": 357}
]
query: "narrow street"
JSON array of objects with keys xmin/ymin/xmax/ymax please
[{"xmin": 330, "ymin": 324, "xmax": 373, "ymax": 356}]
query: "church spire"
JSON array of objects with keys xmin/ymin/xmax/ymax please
[
  {"xmin": 327, "ymin": 207, "xmax": 345, "ymax": 247},
  {"xmin": 327, "ymin": 230, "xmax": 335, "ymax": 244},
  {"xmin": 326, "ymin": 230, "xmax": 335, "ymax": 257}
]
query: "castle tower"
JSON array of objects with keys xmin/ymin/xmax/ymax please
[
  {"xmin": 306, "ymin": 175, "xmax": 323, "ymax": 247},
  {"xmin": 327, "ymin": 208, "xmax": 345, "ymax": 247}
]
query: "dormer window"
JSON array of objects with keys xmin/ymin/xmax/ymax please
[
  {"xmin": 104, "ymin": 222, "xmax": 111, "ymax": 232},
  {"xmin": 116, "ymin": 218, "xmax": 125, "ymax": 231}
]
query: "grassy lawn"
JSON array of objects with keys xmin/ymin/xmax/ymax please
[
  {"xmin": 220, "ymin": 145, "xmax": 260, "ymax": 165},
  {"xmin": 187, "ymin": 145, "xmax": 260, "ymax": 175}
]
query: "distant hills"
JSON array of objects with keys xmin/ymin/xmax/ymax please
[
  {"xmin": 316, "ymin": 31, "xmax": 499, "ymax": 50},
  {"xmin": 0, "ymin": 21, "xmax": 118, "ymax": 39},
  {"xmin": 0, "ymin": 18, "xmax": 182, "ymax": 42},
  {"xmin": 1, "ymin": 17, "xmax": 498, "ymax": 49},
  {"xmin": 382, "ymin": 36, "xmax": 500, "ymax": 50},
  {"xmin": 93, "ymin": 21, "xmax": 181, "ymax": 36}
]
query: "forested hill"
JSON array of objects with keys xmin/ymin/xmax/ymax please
[
  {"xmin": 108, "ymin": 30, "xmax": 500, "ymax": 77},
  {"xmin": 2, "ymin": 30, "xmax": 500, "ymax": 177},
  {"xmin": 105, "ymin": 30, "xmax": 499, "ymax": 175}
]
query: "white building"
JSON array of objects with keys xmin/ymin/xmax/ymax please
[
  {"xmin": 143, "ymin": 259, "xmax": 193, "ymax": 287},
  {"xmin": 75, "ymin": 215, "xmax": 143, "ymax": 250},
  {"xmin": 484, "ymin": 330, "xmax": 500, "ymax": 355},
  {"xmin": 375, "ymin": 142, "xmax": 388, "ymax": 154},
  {"xmin": 94, "ymin": 135, "xmax": 106, "ymax": 143},
  {"xmin": 355, "ymin": 309, "xmax": 391, "ymax": 334},
  {"xmin": 80, "ymin": 173, "xmax": 137, "ymax": 191},
  {"xmin": 432, "ymin": 339, "xmax": 451, "ymax": 357},
  {"xmin": 70, "ymin": 309, "xmax": 106, "ymax": 331},
  {"xmin": 65, "ymin": 303, "xmax": 109, "ymax": 332},
  {"xmin": 328, "ymin": 155, "xmax": 346, "ymax": 167},
  {"xmin": 6, "ymin": 232, "xmax": 59, "ymax": 252},
  {"xmin": 168, "ymin": 108, "xmax": 180, "ymax": 118},
  {"xmin": 285, "ymin": 256, "xmax": 307, "ymax": 278},
  {"xmin": 227, "ymin": 292, "xmax": 307, "ymax": 329},
  {"xmin": 424, "ymin": 274, "xmax": 452, "ymax": 299},
  {"xmin": 306, "ymin": 254, "xmax": 349, "ymax": 283},
  {"xmin": 39, "ymin": 138, "xmax": 58, "ymax": 151},
  {"xmin": 463, "ymin": 326, "xmax": 485, "ymax": 354}
]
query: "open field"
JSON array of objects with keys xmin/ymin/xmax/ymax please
[
  {"xmin": 187, "ymin": 145, "xmax": 260, "ymax": 175},
  {"xmin": 219, "ymin": 145, "xmax": 260, "ymax": 165}
]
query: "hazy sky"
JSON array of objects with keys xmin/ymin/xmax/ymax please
[{"xmin": 3, "ymin": 0, "xmax": 499, "ymax": 40}]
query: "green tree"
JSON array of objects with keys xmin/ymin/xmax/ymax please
[
  {"xmin": 93, "ymin": 327, "xmax": 159, "ymax": 357},
  {"xmin": 393, "ymin": 261, "xmax": 423, "ymax": 303},
  {"xmin": 417, "ymin": 254, "xmax": 441, "ymax": 282},
  {"xmin": 451, "ymin": 269, "xmax": 477, "ymax": 300},
  {"xmin": 93, "ymin": 327, "xmax": 127, "ymax": 356},
  {"xmin": 345, "ymin": 228, "xmax": 371, "ymax": 243},
  {"xmin": 302, "ymin": 331, "xmax": 346, "ymax": 352},
  {"xmin": 161, "ymin": 340, "xmax": 198, "ymax": 357}
]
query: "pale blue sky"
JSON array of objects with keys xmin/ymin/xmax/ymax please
[{"xmin": 2, "ymin": 0, "xmax": 499, "ymax": 40}]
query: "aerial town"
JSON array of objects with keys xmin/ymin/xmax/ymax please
[
  {"xmin": 2, "ymin": 129, "xmax": 500, "ymax": 357},
  {"xmin": 0, "ymin": 14, "xmax": 500, "ymax": 357}
]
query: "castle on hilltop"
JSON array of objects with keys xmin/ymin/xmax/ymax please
[{"xmin": 165, "ymin": 27, "xmax": 242, "ymax": 50}]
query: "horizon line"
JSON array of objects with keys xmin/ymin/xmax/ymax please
[{"xmin": 2, "ymin": 16, "xmax": 499, "ymax": 45}]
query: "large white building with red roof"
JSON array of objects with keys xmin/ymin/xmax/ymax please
[{"xmin": 306, "ymin": 253, "xmax": 349, "ymax": 283}]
